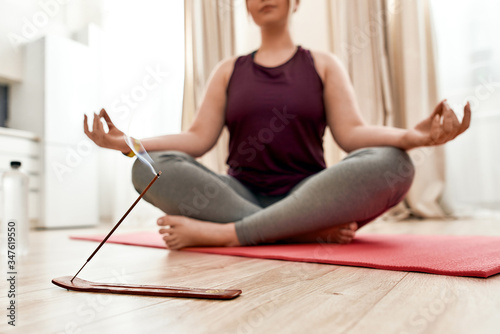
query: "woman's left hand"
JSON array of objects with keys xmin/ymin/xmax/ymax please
[{"xmin": 402, "ymin": 100, "xmax": 471, "ymax": 150}]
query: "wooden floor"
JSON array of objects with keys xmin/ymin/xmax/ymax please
[{"xmin": 2, "ymin": 217, "xmax": 500, "ymax": 334}]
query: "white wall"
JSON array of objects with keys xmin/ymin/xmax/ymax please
[
  {"xmin": 97, "ymin": 0, "xmax": 184, "ymax": 226},
  {"xmin": 1, "ymin": 0, "xmax": 185, "ymax": 227},
  {"xmin": 0, "ymin": 0, "xmax": 102, "ymax": 83},
  {"xmin": 291, "ymin": 0, "xmax": 331, "ymax": 52}
]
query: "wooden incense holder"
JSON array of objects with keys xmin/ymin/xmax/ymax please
[
  {"xmin": 52, "ymin": 171, "xmax": 242, "ymax": 300},
  {"xmin": 52, "ymin": 276, "xmax": 242, "ymax": 300}
]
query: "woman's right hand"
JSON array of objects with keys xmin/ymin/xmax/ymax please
[{"xmin": 84, "ymin": 108, "xmax": 129, "ymax": 153}]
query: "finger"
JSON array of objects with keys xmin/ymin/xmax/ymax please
[
  {"xmin": 441, "ymin": 116, "xmax": 454, "ymax": 142},
  {"xmin": 451, "ymin": 109, "xmax": 461, "ymax": 132},
  {"xmin": 95, "ymin": 112, "xmax": 105, "ymax": 134},
  {"xmin": 92, "ymin": 112, "xmax": 100, "ymax": 133},
  {"xmin": 444, "ymin": 100, "xmax": 460, "ymax": 128},
  {"xmin": 431, "ymin": 99, "xmax": 446, "ymax": 118},
  {"xmin": 442, "ymin": 102, "xmax": 458, "ymax": 138},
  {"xmin": 99, "ymin": 108, "xmax": 116, "ymax": 129},
  {"xmin": 456, "ymin": 101, "xmax": 472, "ymax": 137},
  {"xmin": 83, "ymin": 114, "xmax": 91, "ymax": 135},
  {"xmin": 83, "ymin": 114, "xmax": 97, "ymax": 142},
  {"xmin": 430, "ymin": 114, "xmax": 442, "ymax": 144}
]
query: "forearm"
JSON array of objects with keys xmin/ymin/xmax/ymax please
[
  {"xmin": 139, "ymin": 131, "xmax": 208, "ymax": 157},
  {"xmin": 340, "ymin": 125, "xmax": 411, "ymax": 153}
]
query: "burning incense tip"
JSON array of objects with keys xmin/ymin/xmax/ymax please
[{"xmin": 124, "ymin": 135, "xmax": 158, "ymax": 175}]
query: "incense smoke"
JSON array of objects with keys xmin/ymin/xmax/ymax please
[{"xmin": 124, "ymin": 135, "xmax": 158, "ymax": 175}]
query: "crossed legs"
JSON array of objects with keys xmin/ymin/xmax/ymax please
[{"xmin": 132, "ymin": 147, "xmax": 414, "ymax": 249}]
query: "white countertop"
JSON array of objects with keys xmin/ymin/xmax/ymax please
[{"xmin": 0, "ymin": 127, "xmax": 39, "ymax": 141}]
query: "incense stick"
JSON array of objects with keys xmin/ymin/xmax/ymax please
[{"xmin": 71, "ymin": 171, "xmax": 162, "ymax": 282}]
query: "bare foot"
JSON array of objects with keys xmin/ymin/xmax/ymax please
[
  {"xmin": 157, "ymin": 215, "xmax": 240, "ymax": 250},
  {"xmin": 279, "ymin": 222, "xmax": 358, "ymax": 244}
]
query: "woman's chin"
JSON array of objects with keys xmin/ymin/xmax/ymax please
[{"xmin": 255, "ymin": 17, "xmax": 287, "ymax": 29}]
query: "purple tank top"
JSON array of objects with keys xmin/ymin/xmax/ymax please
[{"xmin": 225, "ymin": 46, "xmax": 327, "ymax": 196}]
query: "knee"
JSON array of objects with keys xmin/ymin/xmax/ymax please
[
  {"xmin": 131, "ymin": 150, "xmax": 194, "ymax": 192},
  {"xmin": 350, "ymin": 146, "xmax": 415, "ymax": 196},
  {"xmin": 376, "ymin": 147, "xmax": 415, "ymax": 199}
]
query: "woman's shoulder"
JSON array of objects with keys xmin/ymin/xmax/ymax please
[
  {"xmin": 308, "ymin": 49, "xmax": 349, "ymax": 83},
  {"xmin": 214, "ymin": 56, "xmax": 238, "ymax": 74},
  {"xmin": 210, "ymin": 56, "xmax": 240, "ymax": 86},
  {"xmin": 308, "ymin": 49, "xmax": 343, "ymax": 65}
]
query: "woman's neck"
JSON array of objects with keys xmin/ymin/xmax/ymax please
[{"xmin": 259, "ymin": 24, "xmax": 295, "ymax": 53}]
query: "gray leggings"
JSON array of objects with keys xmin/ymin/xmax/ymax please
[{"xmin": 131, "ymin": 147, "xmax": 414, "ymax": 246}]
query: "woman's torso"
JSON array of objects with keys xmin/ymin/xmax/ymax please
[{"xmin": 225, "ymin": 46, "xmax": 327, "ymax": 196}]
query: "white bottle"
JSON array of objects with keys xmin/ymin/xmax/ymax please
[{"xmin": 1, "ymin": 161, "xmax": 30, "ymax": 256}]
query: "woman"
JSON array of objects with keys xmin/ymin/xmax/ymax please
[{"xmin": 84, "ymin": 0, "xmax": 470, "ymax": 250}]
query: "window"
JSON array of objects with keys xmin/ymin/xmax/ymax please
[
  {"xmin": 431, "ymin": 0, "xmax": 500, "ymax": 113},
  {"xmin": 432, "ymin": 0, "xmax": 500, "ymax": 216}
]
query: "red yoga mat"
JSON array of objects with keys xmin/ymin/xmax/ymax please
[{"xmin": 70, "ymin": 232, "xmax": 500, "ymax": 278}]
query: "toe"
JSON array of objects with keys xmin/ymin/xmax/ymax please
[
  {"xmin": 162, "ymin": 233, "xmax": 176, "ymax": 242},
  {"xmin": 166, "ymin": 240, "xmax": 182, "ymax": 250},
  {"xmin": 163, "ymin": 215, "xmax": 185, "ymax": 228},
  {"xmin": 163, "ymin": 236, "xmax": 180, "ymax": 250},
  {"xmin": 340, "ymin": 229, "xmax": 355, "ymax": 238},
  {"xmin": 158, "ymin": 227, "xmax": 171, "ymax": 234},
  {"xmin": 157, "ymin": 215, "xmax": 169, "ymax": 226},
  {"xmin": 338, "ymin": 235, "xmax": 353, "ymax": 244}
]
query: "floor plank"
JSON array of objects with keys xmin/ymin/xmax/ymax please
[{"xmin": 1, "ymin": 218, "xmax": 500, "ymax": 333}]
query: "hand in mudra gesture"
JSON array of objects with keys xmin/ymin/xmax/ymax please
[
  {"xmin": 84, "ymin": 109, "xmax": 128, "ymax": 153},
  {"xmin": 403, "ymin": 100, "xmax": 471, "ymax": 149}
]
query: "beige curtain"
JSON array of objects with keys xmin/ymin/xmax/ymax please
[
  {"xmin": 388, "ymin": 0, "xmax": 446, "ymax": 217},
  {"xmin": 182, "ymin": 0, "xmax": 446, "ymax": 217},
  {"xmin": 327, "ymin": 0, "xmax": 446, "ymax": 218},
  {"xmin": 182, "ymin": 0, "xmax": 236, "ymax": 173}
]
